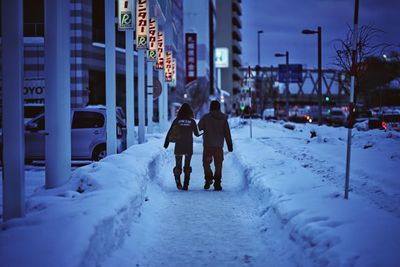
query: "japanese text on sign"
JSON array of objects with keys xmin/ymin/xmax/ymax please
[
  {"xmin": 185, "ymin": 33, "xmax": 197, "ymax": 84},
  {"xmin": 136, "ymin": 0, "xmax": 148, "ymax": 49},
  {"xmin": 147, "ymin": 18, "xmax": 157, "ymax": 61},
  {"xmin": 165, "ymin": 51, "xmax": 173, "ymax": 82},
  {"xmin": 118, "ymin": 0, "xmax": 134, "ymax": 30},
  {"xmin": 156, "ymin": 31, "xmax": 165, "ymax": 69}
]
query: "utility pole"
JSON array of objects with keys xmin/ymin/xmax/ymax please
[
  {"xmin": 2, "ymin": 0, "xmax": 25, "ymax": 220},
  {"xmin": 317, "ymin": 26, "xmax": 323, "ymax": 126},
  {"xmin": 285, "ymin": 51, "xmax": 289, "ymax": 118},
  {"xmin": 345, "ymin": 0, "xmax": 360, "ymax": 200}
]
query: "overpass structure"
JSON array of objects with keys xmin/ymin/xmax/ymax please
[{"xmin": 239, "ymin": 66, "xmax": 351, "ymax": 112}]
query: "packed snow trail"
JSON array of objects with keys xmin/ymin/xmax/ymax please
[{"xmin": 102, "ymin": 142, "xmax": 298, "ymax": 267}]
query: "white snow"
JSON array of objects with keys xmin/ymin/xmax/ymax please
[{"xmin": 1, "ymin": 120, "xmax": 399, "ymax": 267}]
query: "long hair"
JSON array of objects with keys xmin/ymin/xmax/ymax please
[{"xmin": 177, "ymin": 103, "xmax": 194, "ymax": 119}]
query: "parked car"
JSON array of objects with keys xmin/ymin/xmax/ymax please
[
  {"xmin": 262, "ymin": 108, "xmax": 276, "ymax": 120},
  {"xmin": 329, "ymin": 108, "xmax": 346, "ymax": 126},
  {"xmin": 382, "ymin": 114, "xmax": 400, "ymax": 131},
  {"xmin": 1, "ymin": 107, "xmax": 126, "ymax": 163}
]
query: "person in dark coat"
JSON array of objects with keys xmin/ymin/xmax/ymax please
[
  {"xmin": 198, "ymin": 100, "xmax": 233, "ymax": 191},
  {"xmin": 164, "ymin": 103, "xmax": 201, "ymax": 190}
]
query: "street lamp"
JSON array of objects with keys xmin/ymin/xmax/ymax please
[
  {"xmin": 275, "ymin": 51, "xmax": 289, "ymax": 118},
  {"xmin": 257, "ymin": 30, "xmax": 264, "ymax": 66},
  {"xmin": 302, "ymin": 26, "xmax": 322, "ymax": 125}
]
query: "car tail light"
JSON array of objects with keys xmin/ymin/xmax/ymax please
[{"xmin": 382, "ymin": 121, "xmax": 387, "ymax": 130}]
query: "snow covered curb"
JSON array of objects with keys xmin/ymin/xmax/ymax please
[
  {"xmin": 233, "ymin": 129, "xmax": 400, "ymax": 267},
  {"xmin": 0, "ymin": 138, "xmax": 164, "ymax": 267}
]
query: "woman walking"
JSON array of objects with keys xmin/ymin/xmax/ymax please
[{"xmin": 164, "ymin": 103, "xmax": 201, "ymax": 190}]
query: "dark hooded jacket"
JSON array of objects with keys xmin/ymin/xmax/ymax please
[
  {"xmin": 164, "ymin": 118, "xmax": 201, "ymax": 155},
  {"xmin": 198, "ymin": 111, "xmax": 233, "ymax": 151}
]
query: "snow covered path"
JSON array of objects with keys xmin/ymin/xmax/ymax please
[{"xmin": 102, "ymin": 142, "xmax": 297, "ymax": 267}]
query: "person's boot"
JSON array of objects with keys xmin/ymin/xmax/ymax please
[
  {"xmin": 204, "ymin": 177, "xmax": 213, "ymax": 190},
  {"xmin": 173, "ymin": 167, "xmax": 182, "ymax": 190},
  {"xmin": 213, "ymin": 181, "xmax": 222, "ymax": 191},
  {"xmin": 183, "ymin": 166, "xmax": 192, "ymax": 191}
]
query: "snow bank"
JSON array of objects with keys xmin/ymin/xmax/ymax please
[
  {"xmin": 0, "ymin": 137, "xmax": 164, "ymax": 267},
  {"xmin": 232, "ymin": 119, "xmax": 400, "ymax": 267}
]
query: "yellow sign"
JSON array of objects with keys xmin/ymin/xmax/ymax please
[
  {"xmin": 136, "ymin": 0, "xmax": 148, "ymax": 49},
  {"xmin": 147, "ymin": 18, "xmax": 157, "ymax": 61},
  {"xmin": 156, "ymin": 31, "xmax": 165, "ymax": 69}
]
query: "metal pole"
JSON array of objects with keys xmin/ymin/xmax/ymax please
[
  {"xmin": 257, "ymin": 33, "xmax": 260, "ymax": 66},
  {"xmin": 345, "ymin": 0, "xmax": 360, "ymax": 200},
  {"xmin": 158, "ymin": 70, "xmax": 165, "ymax": 131},
  {"xmin": 126, "ymin": 30, "xmax": 135, "ymax": 147},
  {"xmin": 285, "ymin": 51, "xmax": 290, "ymax": 118},
  {"xmin": 138, "ymin": 49, "xmax": 146, "ymax": 143},
  {"xmin": 45, "ymin": 0, "xmax": 71, "ymax": 189},
  {"xmin": 1, "ymin": 0, "xmax": 25, "ymax": 220},
  {"xmin": 147, "ymin": 62, "xmax": 154, "ymax": 133},
  {"xmin": 164, "ymin": 77, "xmax": 169, "ymax": 125},
  {"xmin": 105, "ymin": 0, "xmax": 117, "ymax": 154},
  {"xmin": 317, "ymin": 26, "xmax": 323, "ymax": 126}
]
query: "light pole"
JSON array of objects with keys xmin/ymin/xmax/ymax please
[
  {"xmin": 257, "ymin": 30, "xmax": 263, "ymax": 115},
  {"xmin": 302, "ymin": 27, "xmax": 322, "ymax": 125},
  {"xmin": 275, "ymin": 51, "xmax": 289, "ymax": 118},
  {"xmin": 257, "ymin": 30, "xmax": 263, "ymax": 66}
]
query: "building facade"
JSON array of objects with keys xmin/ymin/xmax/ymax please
[
  {"xmin": 215, "ymin": 0, "xmax": 242, "ymax": 113},
  {"xmin": 0, "ymin": 0, "xmax": 183, "ymax": 119}
]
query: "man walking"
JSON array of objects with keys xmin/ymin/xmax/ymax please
[{"xmin": 198, "ymin": 100, "xmax": 233, "ymax": 191}]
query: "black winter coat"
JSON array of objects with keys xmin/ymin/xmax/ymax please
[
  {"xmin": 198, "ymin": 111, "xmax": 233, "ymax": 151},
  {"xmin": 164, "ymin": 118, "xmax": 201, "ymax": 155}
]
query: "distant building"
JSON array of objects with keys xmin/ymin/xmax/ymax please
[
  {"xmin": 0, "ymin": 0, "xmax": 183, "ymax": 120},
  {"xmin": 183, "ymin": 0, "xmax": 216, "ymax": 116},
  {"xmin": 215, "ymin": 0, "xmax": 242, "ymax": 113}
]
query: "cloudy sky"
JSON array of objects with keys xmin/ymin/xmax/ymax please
[{"xmin": 241, "ymin": 0, "xmax": 400, "ymax": 69}]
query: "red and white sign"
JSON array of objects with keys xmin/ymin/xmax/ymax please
[
  {"xmin": 136, "ymin": 0, "xmax": 148, "ymax": 49},
  {"xmin": 165, "ymin": 51, "xmax": 173, "ymax": 82},
  {"xmin": 156, "ymin": 31, "xmax": 165, "ymax": 69},
  {"xmin": 147, "ymin": 17, "xmax": 157, "ymax": 61},
  {"xmin": 185, "ymin": 33, "xmax": 197, "ymax": 84}
]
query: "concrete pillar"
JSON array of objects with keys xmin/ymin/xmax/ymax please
[
  {"xmin": 1, "ymin": 0, "xmax": 25, "ymax": 220},
  {"xmin": 147, "ymin": 62, "xmax": 154, "ymax": 133},
  {"xmin": 44, "ymin": 0, "xmax": 71, "ymax": 188},
  {"xmin": 105, "ymin": 0, "xmax": 117, "ymax": 154},
  {"xmin": 126, "ymin": 30, "xmax": 135, "ymax": 147},
  {"xmin": 138, "ymin": 50, "xmax": 146, "ymax": 143}
]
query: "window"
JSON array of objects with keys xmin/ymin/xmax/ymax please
[
  {"xmin": 72, "ymin": 111, "xmax": 105, "ymax": 129},
  {"xmin": 24, "ymin": 0, "xmax": 44, "ymax": 37}
]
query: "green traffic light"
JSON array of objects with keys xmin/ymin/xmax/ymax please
[
  {"xmin": 240, "ymin": 106, "xmax": 245, "ymax": 111},
  {"xmin": 327, "ymin": 109, "xmax": 331, "ymax": 113},
  {"xmin": 325, "ymin": 96, "xmax": 330, "ymax": 101}
]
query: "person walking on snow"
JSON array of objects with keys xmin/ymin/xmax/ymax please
[
  {"xmin": 198, "ymin": 100, "xmax": 233, "ymax": 191},
  {"xmin": 164, "ymin": 103, "xmax": 201, "ymax": 190}
]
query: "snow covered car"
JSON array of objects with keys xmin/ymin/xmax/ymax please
[
  {"xmin": 382, "ymin": 114, "xmax": 400, "ymax": 131},
  {"xmin": 0, "ymin": 108, "xmax": 126, "ymax": 163}
]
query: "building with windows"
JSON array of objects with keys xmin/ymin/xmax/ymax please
[
  {"xmin": 0, "ymin": 0, "xmax": 183, "ymax": 120},
  {"xmin": 215, "ymin": 0, "xmax": 242, "ymax": 113},
  {"xmin": 183, "ymin": 0, "xmax": 216, "ymax": 115}
]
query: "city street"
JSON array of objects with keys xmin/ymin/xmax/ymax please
[{"xmin": 1, "ymin": 120, "xmax": 399, "ymax": 267}]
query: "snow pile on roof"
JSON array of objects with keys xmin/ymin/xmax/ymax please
[
  {"xmin": 232, "ymin": 120, "xmax": 400, "ymax": 266},
  {"xmin": 0, "ymin": 137, "xmax": 164, "ymax": 267}
]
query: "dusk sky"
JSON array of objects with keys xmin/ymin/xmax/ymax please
[{"xmin": 241, "ymin": 0, "xmax": 400, "ymax": 70}]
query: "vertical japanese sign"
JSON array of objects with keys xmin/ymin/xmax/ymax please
[
  {"xmin": 118, "ymin": 0, "xmax": 134, "ymax": 30},
  {"xmin": 171, "ymin": 58, "xmax": 177, "ymax": 86},
  {"xmin": 185, "ymin": 33, "xmax": 197, "ymax": 84},
  {"xmin": 156, "ymin": 31, "xmax": 165, "ymax": 69},
  {"xmin": 147, "ymin": 18, "xmax": 158, "ymax": 61},
  {"xmin": 165, "ymin": 51, "xmax": 173, "ymax": 82},
  {"xmin": 136, "ymin": 0, "xmax": 148, "ymax": 49}
]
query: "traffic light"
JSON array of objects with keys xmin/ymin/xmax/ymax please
[{"xmin": 325, "ymin": 95, "xmax": 330, "ymax": 102}]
